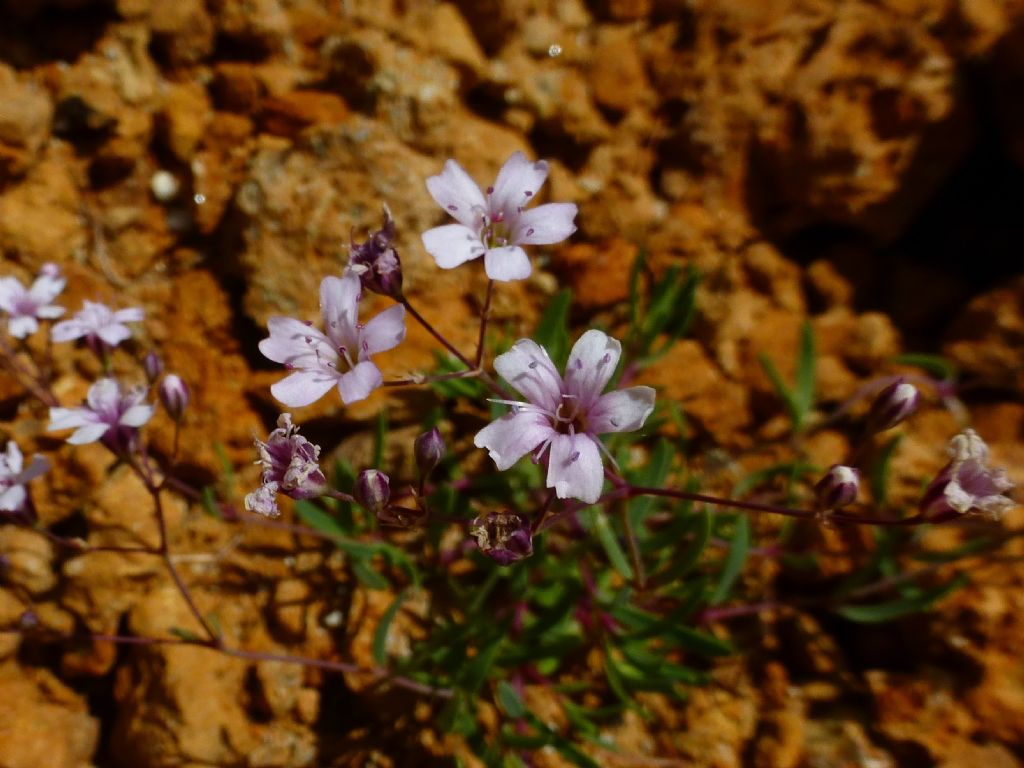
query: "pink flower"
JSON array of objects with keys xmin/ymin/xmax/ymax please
[
  {"xmin": 920, "ymin": 428, "xmax": 1015, "ymax": 520},
  {"xmin": 0, "ymin": 271, "xmax": 66, "ymax": 339},
  {"xmin": 474, "ymin": 330, "xmax": 656, "ymax": 504},
  {"xmin": 51, "ymin": 300, "xmax": 144, "ymax": 348},
  {"xmin": 48, "ymin": 378, "xmax": 154, "ymax": 446},
  {"xmin": 421, "ymin": 151, "xmax": 578, "ymax": 282},
  {"xmin": 259, "ymin": 273, "xmax": 406, "ymax": 407},
  {"xmin": 0, "ymin": 441, "xmax": 49, "ymax": 514}
]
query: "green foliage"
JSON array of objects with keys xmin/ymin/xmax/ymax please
[{"xmin": 758, "ymin": 321, "xmax": 816, "ymax": 431}]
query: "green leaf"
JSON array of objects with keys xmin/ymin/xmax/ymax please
[
  {"xmin": 351, "ymin": 559, "xmax": 389, "ymax": 590},
  {"xmin": 533, "ymin": 288, "xmax": 572, "ymax": 368},
  {"xmin": 891, "ymin": 352, "xmax": 957, "ymax": 380},
  {"xmin": 372, "ymin": 591, "xmax": 406, "ymax": 666},
  {"xmin": 870, "ymin": 434, "xmax": 903, "ymax": 506},
  {"xmin": 461, "ymin": 638, "xmax": 502, "ymax": 695},
  {"xmin": 199, "ymin": 486, "xmax": 222, "ymax": 519},
  {"xmin": 836, "ymin": 574, "xmax": 969, "ymax": 623},
  {"xmin": 586, "ymin": 509, "xmax": 634, "ymax": 581},
  {"xmin": 793, "ymin": 321, "xmax": 816, "ymax": 421},
  {"xmin": 495, "ymin": 680, "xmax": 526, "ymax": 718},
  {"xmin": 293, "ymin": 500, "xmax": 346, "ymax": 538},
  {"xmin": 710, "ymin": 516, "xmax": 750, "ymax": 605},
  {"xmin": 372, "ymin": 409, "xmax": 388, "ymax": 469},
  {"xmin": 169, "ymin": 626, "xmax": 201, "ymax": 642}
]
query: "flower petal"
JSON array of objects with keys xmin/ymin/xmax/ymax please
[
  {"xmin": 493, "ymin": 339, "xmax": 562, "ymax": 412},
  {"xmin": 0, "ymin": 485, "xmax": 27, "ymax": 512},
  {"xmin": 68, "ymin": 423, "xmax": 112, "ymax": 445},
  {"xmin": 120, "ymin": 404, "xmax": 155, "ymax": 428},
  {"xmin": 320, "ymin": 274, "xmax": 360, "ymax": 348},
  {"xmin": 490, "ymin": 152, "xmax": 548, "ymax": 218},
  {"xmin": 7, "ymin": 315, "xmax": 39, "ymax": 339},
  {"xmin": 484, "ymin": 245, "xmax": 531, "ymax": 282},
  {"xmin": 564, "ymin": 330, "xmax": 621, "ymax": 409},
  {"xmin": 29, "ymin": 275, "xmax": 66, "ymax": 304},
  {"xmin": 259, "ymin": 317, "xmax": 333, "ymax": 367},
  {"xmin": 336, "ymin": 360, "xmax": 382, "ymax": 404},
  {"xmin": 36, "ymin": 305, "xmax": 65, "ymax": 319},
  {"xmin": 360, "ymin": 304, "xmax": 406, "ymax": 357},
  {"xmin": 0, "ymin": 277, "xmax": 24, "ymax": 311},
  {"xmin": 513, "ymin": 203, "xmax": 578, "ymax": 245},
  {"xmin": 546, "ymin": 433, "xmax": 604, "ymax": 504},
  {"xmin": 50, "ymin": 319, "xmax": 86, "ymax": 342},
  {"xmin": 17, "ymin": 454, "xmax": 49, "ymax": 484},
  {"xmin": 426, "ymin": 159, "xmax": 487, "ymax": 229},
  {"xmin": 96, "ymin": 323, "xmax": 132, "ymax": 347},
  {"xmin": 86, "ymin": 379, "xmax": 121, "ymax": 412},
  {"xmin": 270, "ymin": 370, "xmax": 338, "ymax": 408},
  {"xmin": 48, "ymin": 407, "xmax": 97, "ymax": 432},
  {"xmin": 421, "ymin": 224, "xmax": 486, "ymax": 269},
  {"xmin": 474, "ymin": 411, "xmax": 553, "ymax": 471},
  {"xmin": 589, "ymin": 386, "xmax": 656, "ymax": 434}
]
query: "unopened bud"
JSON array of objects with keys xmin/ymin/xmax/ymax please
[
  {"xmin": 143, "ymin": 351, "xmax": 164, "ymax": 382},
  {"xmin": 815, "ymin": 464, "xmax": 860, "ymax": 511},
  {"xmin": 349, "ymin": 205, "xmax": 404, "ymax": 300},
  {"xmin": 355, "ymin": 469, "xmax": 390, "ymax": 514},
  {"xmin": 866, "ymin": 379, "xmax": 920, "ymax": 433},
  {"xmin": 39, "ymin": 262, "xmax": 61, "ymax": 279},
  {"xmin": 414, "ymin": 427, "xmax": 445, "ymax": 476},
  {"xmin": 159, "ymin": 374, "xmax": 189, "ymax": 420},
  {"xmin": 470, "ymin": 511, "xmax": 533, "ymax": 565}
]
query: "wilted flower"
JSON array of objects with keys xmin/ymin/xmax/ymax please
[
  {"xmin": 51, "ymin": 300, "xmax": 144, "ymax": 349},
  {"xmin": 349, "ymin": 205, "xmax": 403, "ymax": 300},
  {"xmin": 414, "ymin": 427, "xmax": 445, "ymax": 476},
  {"xmin": 470, "ymin": 511, "xmax": 533, "ymax": 565},
  {"xmin": 421, "ymin": 151, "xmax": 578, "ymax": 282},
  {"xmin": 474, "ymin": 330, "xmax": 656, "ymax": 504},
  {"xmin": 259, "ymin": 273, "xmax": 406, "ymax": 407},
  {"xmin": 920, "ymin": 428, "xmax": 1015, "ymax": 520},
  {"xmin": 0, "ymin": 441, "xmax": 49, "ymax": 514},
  {"xmin": 244, "ymin": 413, "xmax": 328, "ymax": 518},
  {"xmin": 814, "ymin": 464, "xmax": 860, "ymax": 511},
  {"xmin": 866, "ymin": 379, "xmax": 920, "ymax": 433},
  {"xmin": 159, "ymin": 374, "xmax": 190, "ymax": 421},
  {"xmin": 0, "ymin": 269, "xmax": 66, "ymax": 339},
  {"xmin": 48, "ymin": 378, "xmax": 154, "ymax": 448}
]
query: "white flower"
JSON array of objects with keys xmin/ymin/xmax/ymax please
[
  {"xmin": 474, "ymin": 330, "xmax": 656, "ymax": 504},
  {"xmin": 421, "ymin": 151, "xmax": 578, "ymax": 282},
  {"xmin": 0, "ymin": 442, "xmax": 49, "ymax": 514},
  {"xmin": 920, "ymin": 428, "xmax": 1015, "ymax": 519},
  {"xmin": 0, "ymin": 271, "xmax": 66, "ymax": 339},
  {"xmin": 51, "ymin": 301, "xmax": 144, "ymax": 348},
  {"xmin": 48, "ymin": 378, "xmax": 154, "ymax": 445}
]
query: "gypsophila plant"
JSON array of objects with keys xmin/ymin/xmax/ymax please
[{"xmin": 0, "ymin": 151, "xmax": 1018, "ymax": 765}]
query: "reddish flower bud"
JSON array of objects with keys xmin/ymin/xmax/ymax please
[
  {"xmin": 355, "ymin": 469, "xmax": 391, "ymax": 515},
  {"xmin": 866, "ymin": 379, "xmax": 920, "ymax": 433},
  {"xmin": 414, "ymin": 427, "xmax": 445, "ymax": 476},
  {"xmin": 814, "ymin": 464, "xmax": 860, "ymax": 511},
  {"xmin": 143, "ymin": 351, "xmax": 163, "ymax": 382},
  {"xmin": 159, "ymin": 374, "xmax": 189, "ymax": 421}
]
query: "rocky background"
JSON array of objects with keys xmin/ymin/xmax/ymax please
[{"xmin": 2, "ymin": 0, "xmax": 1024, "ymax": 765}]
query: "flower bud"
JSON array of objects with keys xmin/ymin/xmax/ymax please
[
  {"xmin": 349, "ymin": 205, "xmax": 404, "ymax": 300},
  {"xmin": 470, "ymin": 511, "xmax": 533, "ymax": 565},
  {"xmin": 414, "ymin": 427, "xmax": 445, "ymax": 476},
  {"xmin": 143, "ymin": 351, "xmax": 164, "ymax": 383},
  {"xmin": 814, "ymin": 464, "xmax": 860, "ymax": 511},
  {"xmin": 39, "ymin": 262, "xmax": 61, "ymax": 279},
  {"xmin": 159, "ymin": 374, "xmax": 189, "ymax": 421},
  {"xmin": 355, "ymin": 469, "xmax": 391, "ymax": 514},
  {"xmin": 866, "ymin": 379, "xmax": 920, "ymax": 433}
]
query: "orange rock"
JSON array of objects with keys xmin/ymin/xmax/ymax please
[
  {"xmin": 554, "ymin": 237, "xmax": 636, "ymax": 309},
  {"xmin": 261, "ymin": 91, "xmax": 350, "ymax": 138}
]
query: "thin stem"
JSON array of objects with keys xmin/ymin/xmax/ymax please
[
  {"xmin": 382, "ymin": 369, "xmax": 483, "ymax": 387},
  {"xmin": 619, "ymin": 501, "xmax": 646, "ymax": 591},
  {"xmin": 474, "ymin": 279, "xmax": 494, "ymax": 369}
]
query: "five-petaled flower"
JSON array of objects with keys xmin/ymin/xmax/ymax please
[
  {"xmin": 244, "ymin": 413, "xmax": 327, "ymax": 518},
  {"xmin": 421, "ymin": 151, "xmax": 578, "ymax": 282},
  {"xmin": 0, "ymin": 441, "xmax": 49, "ymax": 514},
  {"xmin": 51, "ymin": 300, "xmax": 144, "ymax": 349},
  {"xmin": 920, "ymin": 428, "xmax": 1015, "ymax": 520},
  {"xmin": 474, "ymin": 330, "xmax": 656, "ymax": 504},
  {"xmin": 48, "ymin": 378, "xmax": 154, "ymax": 447},
  {"xmin": 0, "ymin": 269, "xmax": 66, "ymax": 339},
  {"xmin": 259, "ymin": 273, "xmax": 406, "ymax": 407}
]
